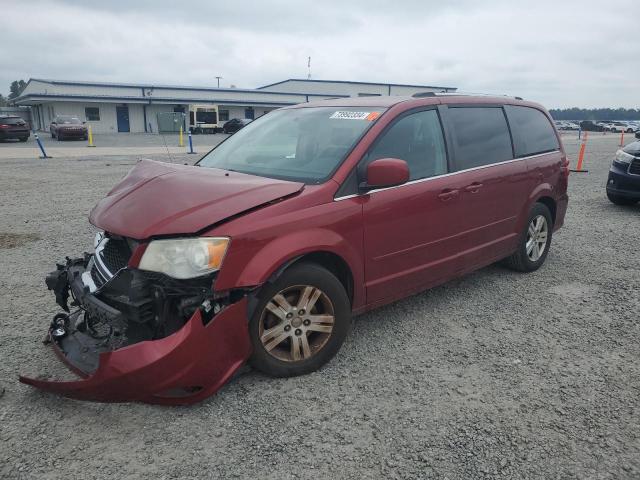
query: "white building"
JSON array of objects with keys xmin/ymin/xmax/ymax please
[{"xmin": 14, "ymin": 78, "xmax": 456, "ymax": 134}]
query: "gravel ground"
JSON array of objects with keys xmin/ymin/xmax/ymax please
[{"xmin": 0, "ymin": 133, "xmax": 638, "ymax": 479}]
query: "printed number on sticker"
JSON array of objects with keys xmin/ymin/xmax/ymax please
[{"xmin": 331, "ymin": 111, "xmax": 375, "ymax": 120}]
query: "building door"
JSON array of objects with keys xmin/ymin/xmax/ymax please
[
  {"xmin": 244, "ymin": 107, "xmax": 255, "ymax": 120},
  {"xmin": 116, "ymin": 105, "xmax": 130, "ymax": 132}
]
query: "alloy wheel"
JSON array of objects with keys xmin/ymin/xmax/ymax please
[
  {"xmin": 526, "ymin": 214, "xmax": 548, "ymax": 262},
  {"xmin": 258, "ymin": 285, "xmax": 335, "ymax": 362}
]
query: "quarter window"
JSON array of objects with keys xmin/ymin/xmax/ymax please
[
  {"xmin": 508, "ymin": 106, "xmax": 559, "ymax": 157},
  {"xmin": 85, "ymin": 107, "xmax": 100, "ymax": 121},
  {"xmin": 448, "ymin": 107, "xmax": 513, "ymax": 170},
  {"xmin": 365, "ymin": 109, "xmax": 447, "ymax": 181}
]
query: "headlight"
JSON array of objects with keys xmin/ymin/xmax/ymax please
[
  {"xmin": 615, "ymin": 149, "xmax": 634, "ymax": 164},
  {"xmin": 138, "ymin": 237, "xmax": 230, "ymax": 279}
]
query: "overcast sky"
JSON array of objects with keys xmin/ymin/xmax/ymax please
[{"xmin": 3, "ymin": 0, "xmax": 638, "ymax": 108}]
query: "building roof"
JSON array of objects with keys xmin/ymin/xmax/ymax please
[
  {"xmin": 20, "ymin": 78, "xmax": 348, "ymax": 98},
  {"xmin": 258, "ymin": 78, "xmax": 457, "ymax": 91}
]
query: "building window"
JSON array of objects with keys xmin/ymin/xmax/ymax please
[
  {"xmin": 85, "ymin": 107, "xmax": 100, "ymax": 121},
  {"xmin": 219, "ymin": 109, "xmax": 229, "ymax": 122}
]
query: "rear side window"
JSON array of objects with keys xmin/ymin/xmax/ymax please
[
  {"xmin": 365, "ymin": 109, "xmax": 447, "ymax": 181},
  {"xmin": 1, "ymin": 117, "xmax": 25, "ymax": 125},
  {"xmin": 448, "ymin": 107, "xmax": 513, "ymax": 170},
  {"xmin": 508, "ymin": 106, "xmax": 559, "ymax": 157}
]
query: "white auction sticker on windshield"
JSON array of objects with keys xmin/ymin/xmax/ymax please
[{"xmin": 330, "ymin": 111, "xmax": 377, "ymax": 120}]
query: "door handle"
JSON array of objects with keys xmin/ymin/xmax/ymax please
[
  {"xmin": 463, "ymin": 182, "xmax": 483, "ymax": 193},
  {"xmin": 437, "ymin": 188, "xmax": 459, "ymax": 201}
]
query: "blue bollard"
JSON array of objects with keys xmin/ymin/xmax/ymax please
[
  {"xmin": 187, "ymin": 130, "xmax": 196, "ymax": 154},
  {"xmin": 34, "ymin": 132, "xmax": 51, "ymax": 158}
]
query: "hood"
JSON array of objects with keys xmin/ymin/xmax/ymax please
[{"xmin": 89, "ymin": 159, "xmax": 304, "ymax": 239}]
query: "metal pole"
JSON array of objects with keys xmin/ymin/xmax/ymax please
[
  {"xmin": 34, "ymin": 132, "xmax": 50, "ymax": 158},
  {"xmin": 188, "ymin": 130, "xmax": 196, "ymax": 154},
  {"xmin": 215, "ymin": 76, "xmax": 222, "ymax": 88}
]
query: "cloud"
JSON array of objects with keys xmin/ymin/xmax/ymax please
[{"xmin": 2, "ymin": 0, "xmax": 638, "ymax": 108}]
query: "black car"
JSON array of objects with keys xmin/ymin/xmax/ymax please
[
  {"xmin": 607, "ymin": 141, "xmax": 640, "ymax": 205},
  {"xmin": 0, "ymin": 115, "xmax": 30, "ymax": 142},
  {"xmin": 222, "ymin": 118, "xmax": 252, "ymax": 134},
  {"xmin": 579, "ymin": 120, "xmax": 604, "ymax": 132}
]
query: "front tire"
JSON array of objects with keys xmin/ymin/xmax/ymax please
[
  {"xmin": 505, "ymin": 203, "xmax": 553, "ymax": 272},
  {"xmin": 607, "ymin": 192, "xmax": 638, "ymax": 206},
  {"xmin": 249, "ymin": 262, "xmax": 351, "ymax": 378}
]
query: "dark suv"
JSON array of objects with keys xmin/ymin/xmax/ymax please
[
  {"xmin": 0, "ymin": 115, "xmax": 30, "ymax": 142},
  {"xmin": 607, "ymin": 140, "xmax": 640, "ymax": 205}
]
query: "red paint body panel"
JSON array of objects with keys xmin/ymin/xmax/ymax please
[
  {"xmin": 89, "ymin": 159, "xmax": 303, "ymax": 239},
  {"xmin": 19, "ymin": 299, "xmax": 251, "ymax": 405}
]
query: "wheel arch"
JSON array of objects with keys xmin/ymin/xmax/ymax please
[
  {"xmin": 215, "ymin": 228, "xmax": 364, "ymax": 311},
  {"xmin": 535, "ymin": 195, "xmax": 557, "ymax": 225}
]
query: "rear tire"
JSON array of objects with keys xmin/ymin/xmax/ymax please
[
  {"xmin": 505, "ymin": 203, "xmax": 553, "ymax": 273},
  {"xmin": 607, "ymin": 192, "xmax": 638, "ymax": 206},
  {"xmin": 19, "ymin": 137, "xmax": 28, "ymax": 142},
  {"xmin": 249, "ymin": 262, "xmax": 351, "ymax": 378}
]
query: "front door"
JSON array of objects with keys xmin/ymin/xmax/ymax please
[
  {"xmin": 116, "ymin": 105, "xmax": 130, "ymax": 132},
  {"xmin": 362, "ymin": 108, "xmax": 462, "ymax": 304}
]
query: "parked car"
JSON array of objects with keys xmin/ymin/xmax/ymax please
[
  {"xmin": 608, "ymin": 121, "xmax": 635, "ymax": 133},
  {"xmin": 580, "ymin": 120, "xmax": 604, "ymax": 132},
  {"xmin": 607, "ymin": 141, "xmax": 640, "ymax": 205},
  {"xmin": 0, "ymin": 115, "xmax": 30, "ymax": 142},
  {"xmin": 222, "ymin": 118, "xmax": 252, "ymax": 134},
  {"xmin": 50, "ymin": 115, "xmax": 88, "ymax": 140},
  {"xmin": 20, "ymin": 94, "xmax": 569, "ymax": 404}
]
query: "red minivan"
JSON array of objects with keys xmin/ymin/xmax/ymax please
[{"xmin": 21, "ymin": 94, "xmax": 569, "ymax": 404}]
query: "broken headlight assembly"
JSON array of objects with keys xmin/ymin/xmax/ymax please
[{"xmin": 139, "ymin": 237, "xmax": 230, "ymax": 279}]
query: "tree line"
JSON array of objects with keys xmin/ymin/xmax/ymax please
[
  {"xmin": 0, "ymin": 80, "xmax": 27, "ymax": 107},
  {"xmin": 549, "ymin": 108, "xmax": 640, "ymax": 121}
]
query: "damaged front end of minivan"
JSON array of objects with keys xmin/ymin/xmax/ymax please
[{"xmin": 19, "ymin": 233, "xmax": 252, "ymax": 405}]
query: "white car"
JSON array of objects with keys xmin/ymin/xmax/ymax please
[{"xmin": 608, "ymin": 122, "xmax": 635, "ymax": 133}]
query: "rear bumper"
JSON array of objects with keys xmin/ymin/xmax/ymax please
[
  {"xmin": 554, "ymin": 193, "xmax": 569, "ymax": 231},
  {"xmin": 0, "ymin": 130, "xmax": 29, "ymax": 139},
  {"xmin": 19, "ymin": 256, "xmax": 253, "ymax": 405},
  {"xmin": 606, "ymin": 163, "xmax": 640, "ymax": 200}
]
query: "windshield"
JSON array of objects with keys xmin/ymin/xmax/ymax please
[
  {"xmin": 58, "ymin": 117, "xmax": 82, "ymax": 124},
  {"xmin": 198, "ymin": 107, "xmax": 384, "ymax": 183}
]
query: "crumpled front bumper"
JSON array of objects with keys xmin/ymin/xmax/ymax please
[{"xmin": 19, "ymin": 257, "xmax": 253, "ymax": 405}]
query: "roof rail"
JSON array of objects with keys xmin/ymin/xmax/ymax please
[{"xmin": 412, "ymin": 91, "xmax": 524, "ymax": 100}]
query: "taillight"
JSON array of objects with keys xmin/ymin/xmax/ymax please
[{"xmin": 0, "ymin": 124, "xmax": 9, "ymax": 128}]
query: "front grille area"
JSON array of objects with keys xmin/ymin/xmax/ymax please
[
  {"xmin": 100, "ymin": 238, "xmax": 132, "ymax": 273},
  {"xmin": 629, "ymin": 158, "xmax": 640, "ymax": 175}
]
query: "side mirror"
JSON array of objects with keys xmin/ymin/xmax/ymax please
[{"xmin": 361, "ymin": 158, "xmax": 410, "ymax": 191}]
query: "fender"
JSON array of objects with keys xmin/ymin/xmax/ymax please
[
  {"xmin": 214, "ymin": 227, "xmax": 365, "ymax": 310},
  {"xmin": 516, "ymin": 183, "xmax": 555, "ymax": 232}
]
